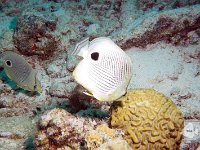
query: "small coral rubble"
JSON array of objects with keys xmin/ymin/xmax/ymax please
[
  {"xmin": 85, "ymin": 124, "xmax": 131, "ymax": 150},
  {"xmin": 85, "ymin": 124, "xmax": 116, "ymax": 149},
  {"xmin": 96, "ymin": 138, "xmax": 131, "ymax": 150},
  {"xmin": 110, "ymin": 89, "xmax": 184, "ymax": 149}
]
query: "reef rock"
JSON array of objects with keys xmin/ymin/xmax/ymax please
[
  {"xmin": 46, "ymin": 55, "xmax": 69, "ymax": 78},
  {"xmin": 35, "ymin": 108, "xmax": 95, "ymax": 150},
  {"xmin": 66, "ymin": 54, "xmax": 81, "ymax": 72},
  {"xmin": 85, "ymin": 124, "xmax": 131, "ymax": 150},
  {"xmin": 111, "ymin": 89, "xmax": 184, "ymax": 149},
  {"xmin": 49, "ymin": 80, "xmax": 77, "ymax": 98}
]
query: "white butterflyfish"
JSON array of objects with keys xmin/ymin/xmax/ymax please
[{"xmin": 72, "ymin": 37, "xmax": 133, "ymax": 102}]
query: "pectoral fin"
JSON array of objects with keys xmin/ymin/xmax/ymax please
[{"xmin": 83, "ymin": 90, "xmax": 94, "ymax": 97}]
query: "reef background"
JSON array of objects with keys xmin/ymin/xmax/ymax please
[{"xmin": 0, "ymin": 0, "xmax": 200, "ymax": 149}]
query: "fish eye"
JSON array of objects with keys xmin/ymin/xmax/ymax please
[
  {"xmin": 5, "ymin": 60, "xmax": 12, "ymax": 67},
  {"xmin": 91, "ymin": 52, "xmax": 99, "ymax": 61}
]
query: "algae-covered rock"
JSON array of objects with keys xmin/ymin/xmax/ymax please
[
  {"xmin": 116, "ymin": 5, "xmax": 200, "ymax": 49},
  {"xmin": 111, "ymin": 89, "xmax": 184, "ymax": 149},
  {"xmin": 13, "ymin": 14, "xmax": 59, "ymax": 60}
]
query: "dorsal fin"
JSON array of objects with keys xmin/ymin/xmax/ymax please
[{"xmin": 71, "ymin": 37, "xmax": 89, "ymax": 57}]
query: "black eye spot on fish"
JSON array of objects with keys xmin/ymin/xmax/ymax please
[
  {"xmin": 91, "ymin": 52, "xmax": 99, "ymax": 61},
  {"xmin": 5, "ymin": 60, "xmax": 12, "ymax": 67}
]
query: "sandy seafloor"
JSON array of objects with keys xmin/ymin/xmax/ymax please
[{"xmin": 0, "ymin": 0, "xmax": 200, "ymax": 149}]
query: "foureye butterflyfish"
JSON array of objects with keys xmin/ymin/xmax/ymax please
[
  {"xmin": 72, "ymin": 37, "xmax": 133, "ymax": 102},
  {"xmin": 0, "ymin": 51, "xmax": 42, "ymax": 93}
]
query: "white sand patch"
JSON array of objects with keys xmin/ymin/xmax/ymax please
[{"xmin": 126, "ymin": 42, "xmax": 200, "ymax": 115}]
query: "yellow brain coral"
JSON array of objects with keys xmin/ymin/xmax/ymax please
[{"xmin": 111, "ymin": 89, "xmax": 184, "ymax": 150}]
